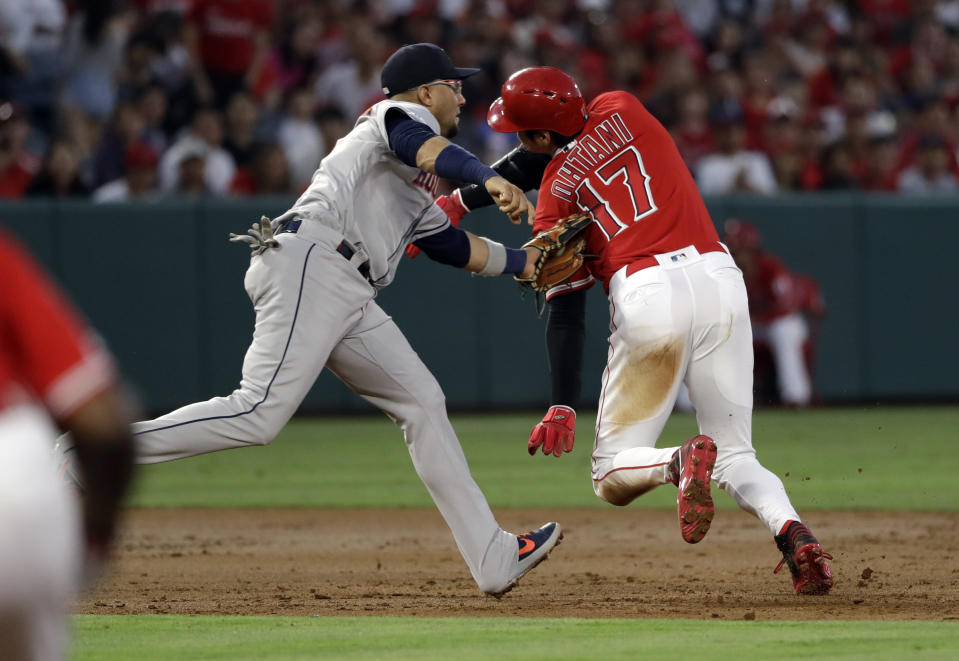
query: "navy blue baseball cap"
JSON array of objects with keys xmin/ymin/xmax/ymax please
[{"xmin": 381, "ymin": 43, "xmax": 480, "ymax": 96}]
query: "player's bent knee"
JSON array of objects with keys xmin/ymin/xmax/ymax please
[
  {"xmin": 235, "ymin": 413, "xmax": 288, "ymax": 447},
  {"xmin": 594, "ymin": 478, "xmax": 639, "ymax": 507},
  {"xmin": 395, "ymin": 384, "xmax": 447, "ymax": 428},
  {"xmin": 415, "ymin": 382, "xmax": 447, "ymax": 412}
]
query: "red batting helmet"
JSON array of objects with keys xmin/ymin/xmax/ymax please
[
  {"xmin": 722, "ymin": 218, "xmax": 761, "ymax": 251},
  {"xmin": 487, "ymin": 67, "xmax": 588, "ymax": 136}
]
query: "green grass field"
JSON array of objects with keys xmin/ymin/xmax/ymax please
[
  {"xmin": 75, "ymin": 406, "xmax": 959, "ymax": 660},
  {"xmin": 128, "ymin": 406, "xmax": 958, "ymax": 511},
  {"xmin": 72, "ymin": 616, "xmax": 959, "ymax": 661}
]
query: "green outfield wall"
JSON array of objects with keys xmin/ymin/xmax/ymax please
[{"xmin": 2, "ymin": 194, "xmax": 955, "ymax": 412}]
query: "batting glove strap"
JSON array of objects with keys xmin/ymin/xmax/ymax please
[{"xmin": 528, "ymin": 405, "xmax": 576, "ymax": 457}]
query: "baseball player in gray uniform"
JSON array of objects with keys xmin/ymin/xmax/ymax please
[{"xmin": 56, "ymin": 43, "xmax": 561, "ymax": 597}]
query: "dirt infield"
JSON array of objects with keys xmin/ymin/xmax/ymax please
[{"xmin": 76, "ymin": 508, "xmax": 959, "ymax": 621}]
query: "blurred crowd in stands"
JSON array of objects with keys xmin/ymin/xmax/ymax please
[{"xmin": 3, "ymin": 0, "xmax": 959, "ymax": 202}]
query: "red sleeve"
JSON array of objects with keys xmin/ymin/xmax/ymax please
[
  {"xmin": 252, "ymin": 0, "xmax": 273, "ymax": 28},
  {"xmin": 186, "ymin": 0, "xmax": 204, "ymax": 24},
  {"xmin": 0, "ymin": 232, "xmax": 115, "ymax": 419},
  {"xmin": 531, "ymin": 191, "xmax": 566, "ymax": 234},
  {"xmin": 750, "ymin": 254, "xmax": 805, "ymax": 323}
]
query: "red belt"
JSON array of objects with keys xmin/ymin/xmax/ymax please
[{"xmin": 624, "ymin": 242, "xmax": 728, "ymax": 278}]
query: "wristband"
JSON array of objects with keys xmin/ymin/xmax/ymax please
[
  {"xmin": 477, "ymin": 240, "xmax": 528, "ymax": 276},
  {"xmin": 504, "ymin": 248, "xmax": 528, "ymax": 274},
  {"xmin": 477, "ymin": 237, "xmax": 507, "ymax": 276}
]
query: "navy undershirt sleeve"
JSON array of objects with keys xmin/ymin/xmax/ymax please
[
  {"xmin": 415, "ymin": 224, "xmax": 471, "ymax": 268},
  {"xmin": 385, "ymin": 109, "xmax": 437, "ymax": 167},
  {"xmin": 385, "ymin": 109, "xmax": 497, "ymax": 186},
  {"xmin": 414, "ymin": 226, "xmax": 528, "ymax": 274},
  {"xmin": 546, "ymin": 289, "xmax": 587, "ymax": 406},
  {"xmin": 433, "ymin": 144, "xmax": 498, "ymax": 186}
]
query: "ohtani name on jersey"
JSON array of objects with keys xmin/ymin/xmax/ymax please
[
  {"xmin": 412, "ymin": 170, "xmax": 439, "ymax": 196},
  {"xmin": 551, "ymin": 113, "xmax": 634, "ymax": 202}
]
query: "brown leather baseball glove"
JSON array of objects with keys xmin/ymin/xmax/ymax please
[{"xmin": 514, "ymin": 212, "xmax": 592, "ymax": 293}]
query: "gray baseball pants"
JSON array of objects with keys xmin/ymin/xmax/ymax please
[{"xmin": 130, "ymin": 225, "xmax": 517, "ymax": 593}]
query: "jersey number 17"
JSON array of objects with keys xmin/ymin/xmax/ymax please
[{"xmin": 575, "ymin": 146, "xmax": 658, "ymax": 240}]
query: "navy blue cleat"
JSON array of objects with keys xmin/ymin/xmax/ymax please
[{"xmin": 487, "ymin": 522, "xmax": 563, "ymax": 598}]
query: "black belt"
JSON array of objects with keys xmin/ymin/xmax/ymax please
[
  {"xmin": 278, "ymin": 219, "xmax": 301, "ymax": 234},
  {"xmin": 279, "ymin": 218, "xmax": 371, "ymax": 281}
]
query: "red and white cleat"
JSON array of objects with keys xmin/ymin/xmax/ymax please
[{"xmin": 669, "ymin": 435, "xmax": 717, "ymax": 544}]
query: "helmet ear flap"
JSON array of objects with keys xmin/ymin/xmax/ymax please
[{"xmin": 488, "ymin": 67, "xmax": 587, "ymax": 136}]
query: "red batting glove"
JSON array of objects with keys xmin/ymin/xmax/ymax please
[
  {"xmin": 437, "ymin": 188, "xmax": 468, "ymax": 226},
  {"xmin": 528, "ymin": 405, "xmax": 576, "ymax": 457},
  {"xmin": 406, "ymin": 190, "xmax": 470, "ymax": 258}
]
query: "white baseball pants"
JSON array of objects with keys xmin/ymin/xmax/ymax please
[
  {"xmin": 590, "ymin": 246, "xmax": 800, "ymax": 535},
  {"xmin": 1, "ymin": 405, "xmax": 80, "ymax": 661},
  {"xmin": 753, "ymin": 313, "xmax": 812, "ymax": 406},
  {"xmin": 129, "ymin": 227, "xmax": 518, "ymax": 593}
]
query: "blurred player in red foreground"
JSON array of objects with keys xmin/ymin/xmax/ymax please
[
  {"xmin": 0, "ymin": 229, "xmax": 134, "ymax": 660},
  {"xmin": 723, "ymin": 218, "xmax": 824, "ymax": 407}
]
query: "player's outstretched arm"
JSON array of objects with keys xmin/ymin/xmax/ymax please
[
  {"xmin": 408, "ymin": 147, "xmax": 550, "ymax": 257},
  {"xmin": 484, "ymin": 176, "xmax": 535, "ymax": 224},
  {"xmin": 464, "ymin": 231, "xmax": 540, "ymax": 277},
  {"xmin": 457, "ymin": 147, "xmax": 551, "ymax": 212},
  {"xmin": 417, "ymin": 134, "xmax": 533, "ymax": 223},
  {"xmin": 545, "ymin": 290, "xmax": 587, "ymax": 407},
  {"xmin": 386, "ymin": 113, "xmax": 534, "ymax": 224},
  {"xmin": 411, "ymin": 222, "xmax": 539, "ymax": 278},
  {"xmin": 66, "ymin": 386, "xmax": 136, "ymax": 581},
  {"xmin": 529, "ymin": 290, "xmax": 587, "ymax": 458}
]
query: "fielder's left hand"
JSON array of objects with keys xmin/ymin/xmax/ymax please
[
  {"xmin": 529, "ymin": 405, "xmax": 576, "ymax": 457},
  {"xmin": 229, "ymin": 216, "xmax": 280, "ymax": 255}
]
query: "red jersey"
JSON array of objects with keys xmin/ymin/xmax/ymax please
[
  {"xmin": 743, "ymin": 253, "xmax": 809, "ymax": 325},
  {"xmin": 533, "ymin": 91, "xmax": 721, "ymax": 295},
  {"xmin": 0, "ymin": 231, "xmax": 114, "ymax": 419},
  {"xmin": 188, "ymin": 0, "xmax": 273, "ymax": 75},
  {"xmin": 0, "ymin": 152, "xmax": 40, "ymax": 199}
]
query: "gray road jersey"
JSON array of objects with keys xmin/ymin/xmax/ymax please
[{"xmin": 276, "ymin": 100, "xmax": 452, "ymax": 289}]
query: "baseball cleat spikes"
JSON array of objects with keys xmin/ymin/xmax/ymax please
[
  {"xmin": 673, "ymin": 435, "xmax": 717, "ymax": 544},
  {"xmin": 487, "ymin": 522, "xmax": 563, "ymax": 598},
  {"xmin": 774, "ymin": 521, "xmax": 834, "ymax": 595}
]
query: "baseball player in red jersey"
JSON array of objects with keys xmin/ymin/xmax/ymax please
[
  {"xmin": 0, "ymin": 230, "xmax": 135, "ymax": 659},
  {"xmin": 484, "ymin": 67, "xmax": 833, "ymax": 595},
  {"xmin": 723, "ymin": 218, "xmax": 822, "ymax": 407}
]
